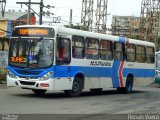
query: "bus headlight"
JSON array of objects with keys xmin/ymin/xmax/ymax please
[
  {"xmin": 8, "ymin": 70, "xmax": 17, "ymax": 78},
  {"xmin": 39, "ymin": 71, "xmax": 54, "ymax": 81}
]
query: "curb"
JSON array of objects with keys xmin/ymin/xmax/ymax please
[{"xmin": 0, "ymin": 80, "xmax": 6, "ymax": 84}]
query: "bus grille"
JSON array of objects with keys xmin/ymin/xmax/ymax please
[
  {"xmin": 19, "ymin": 76, "xmax": 39, "ymax": 79},
  {"xmin": 15, "ymin": 69, "xmax": 41, "ymax": 75},
  {"xmin": 20, "ymin": 81, "xmax": 36, "ymax": 86}
]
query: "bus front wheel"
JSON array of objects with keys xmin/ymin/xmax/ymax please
[
  {"xmin": 65, "ymin": 77, "xmax": 82, "ymax": 97},
  {"xmin": 32, "ymin": 89, "xmax": 47, "ymax": 95}
]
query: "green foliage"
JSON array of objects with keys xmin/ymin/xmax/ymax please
[
  {"xmin": 64, "ymin": 24, "xmax": 81, "ymax": 30},
  {"xmin": 0, "ymin": 69, "xmax": 7, "ymax": 82}
]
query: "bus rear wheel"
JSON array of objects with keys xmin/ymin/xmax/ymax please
[
  {"xmin": 124, "ymin": 76, "xmax": 133, "ymax": 93},
  {"xmin": 32, "ymin": 89, "xmax": 47, "ymax": 95},
  {"xmin": 65, "ymin": 77, "xmax": 82, "ymax": 97},
  {"xmin": 117, "ymin": 76, "xmax": 133, "ymax": 93}
]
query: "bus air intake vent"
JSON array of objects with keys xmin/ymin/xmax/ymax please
[{"xmin": 20, "ymin": 81, "xmax": 36, "ymax": 86}]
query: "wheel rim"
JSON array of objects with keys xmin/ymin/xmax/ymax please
[
  {"xmin": 126, "ymin": 80, "xmax": 132, "ymax": 91},
  {"xmin": 72, "ymin": 82, "xmax": 80, "ymax": 93}
]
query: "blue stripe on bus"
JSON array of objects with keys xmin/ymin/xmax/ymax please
[
  {"xmin": 8, "ymin": 65, "xmax": 155, "ymax": 80},
  {"xmin": 112, "ymin": 61, "xmax": 121, "ymax": 87},
  {"xmin": 55, "ymin": 66, "xmax": 155, "ymax": 78},
  {"xmin": 119, "ymin": 37, "xmax": 126, "ymax": 43}
]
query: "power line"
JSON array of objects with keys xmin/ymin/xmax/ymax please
[{"xmin": 16, "ymin": 0, "xmax": 54, "ymax": 25}]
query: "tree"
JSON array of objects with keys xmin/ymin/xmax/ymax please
[{"xmin": 64, "ymin": 24, "xmax": 81, "ymax": 30}]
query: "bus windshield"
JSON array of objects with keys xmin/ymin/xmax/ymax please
[{"xmin": 9, "ymin": 38, "xmax": 54, "ymax": 68}]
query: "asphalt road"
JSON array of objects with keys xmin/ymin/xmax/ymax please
[{"xmin": 0, "ymin": 84, "xmax": 160, "ymax": 120}]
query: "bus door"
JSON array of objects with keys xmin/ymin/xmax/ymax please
[
  {"xmin": 112, "ymin": 42, "xmax": 125, "ymax": 88},
  {"xmin": 54, "ymin": 37, "xmax": 72, "ymax": 89}
]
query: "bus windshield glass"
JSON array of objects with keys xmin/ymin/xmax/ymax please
[{"xmin": 9, "ymin": 37, "xmax": 54, "ymax": 68}]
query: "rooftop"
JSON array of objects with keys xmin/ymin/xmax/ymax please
[{"xmin": 0, "ymin": 11, "xmax": 28, "ymax": 20}]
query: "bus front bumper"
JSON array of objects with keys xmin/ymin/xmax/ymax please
[{"xmin": 7, "ymin": 75, "xmax": 54, "ymax": 90}]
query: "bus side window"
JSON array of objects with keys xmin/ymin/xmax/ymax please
[
  {"xmin": 72, "ymin": 36, "xmax": 85, "ymax": 59},
  {"xmin": 126, "ymin": 44, "xmax": 136, "ymax": 62},
  {"xmin": 100, "ymin": 40, "xmax": 113, "ymax": 60},
  {"xmin": 56, "ymin": 38, "xmax": 71, "ymax": 65},
  {"xmin": 85, "ymin": 38, "xmax": 99, "ymax": 60},
  {"xmin": 136, "ymin": 45, "xmax": 145, "ymax": 63},
  {"xmin": 146, "ymin": 47, "xmax": 154, "ymax": 63},
  {"xmin": 114, "ymin": 42, "xmax": 124, "ymax": 61}
]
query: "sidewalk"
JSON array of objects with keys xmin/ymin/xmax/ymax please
[
  {"xmin": 0, "ymin": 79, "xmax": 7, "ymax": 88},
  {"xmin": 0, "ymin": 83, "xmax": 7, "ymax": 89}
]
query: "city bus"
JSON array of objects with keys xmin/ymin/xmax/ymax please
[
  {"xmin": 155, "ymin": 51, "xmax": 160, "ymax": 84},
  {"xmin": 7, "ymin": 25, "xmax": 155, "ymax": 97}
]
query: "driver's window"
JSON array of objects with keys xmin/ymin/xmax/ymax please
[{"xmin": 56, "ymin": 38, "xmax": 71, "ymax": 65}]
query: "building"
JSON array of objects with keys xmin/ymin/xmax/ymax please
[
  {"xmin": 111, "ymin": 15, "xmax": 140, "ymax": 38},
  {"xmin": 0, "ymin": 10, "xmax": 36, "ymax": 51}
]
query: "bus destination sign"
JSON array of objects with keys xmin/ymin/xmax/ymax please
[
  {"xmin": 19, "ymin": 29, "xmax": 48, "ymax": 35},
  {"xmin": 12, "ymin": 27, "xmax": 55, "ymax": 37}
]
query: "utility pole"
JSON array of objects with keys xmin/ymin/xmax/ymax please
[
  {"xmin": 39, "ymin": 0, "xmax": 43, "ymax": 25},
  {"xmin": 17, "ymin": 0, "xmax": 47, "ymax": 25},
  {"xmin": 17, "ymin": 0, "xmax": 54, "ymax": 25},
  {"xmin": 27, "ymin": 0, "xmax": 31, "ymax": 25},
  {"xmin": 0, "ymin": 0, "xmax": 6, "ymax": 17},
  {"xmin": 69, "ymin": 9, "xmax": 72, "ymax": 28}
]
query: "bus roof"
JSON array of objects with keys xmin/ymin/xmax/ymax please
[{"xmin": 14, "ymin": 25, "xmax": 155, "ymax": 47}]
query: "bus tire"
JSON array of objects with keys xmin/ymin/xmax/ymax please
[
  {"xmin": 32, "ymin": 89, "xmax": 47, "ymax": 95},
  {"xmin": 125, "ymin": 76, "xmax": 133, "ymax": 94},
  {"xmin": 65, "ymin": 77, "xmax": 82, "ymax": 97}
]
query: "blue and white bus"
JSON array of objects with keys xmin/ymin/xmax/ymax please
[
  {"xmin": 7, "ymin": 25, "xmax": 155, "ymax": 97},
  {"xmin": 155, "ymin": 51, "xmax": 160, "ymax": 84}
]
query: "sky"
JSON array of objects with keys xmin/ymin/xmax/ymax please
[{"xmin": 4, "ymin": 0, "xmax": 142, "ymax": 26}]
